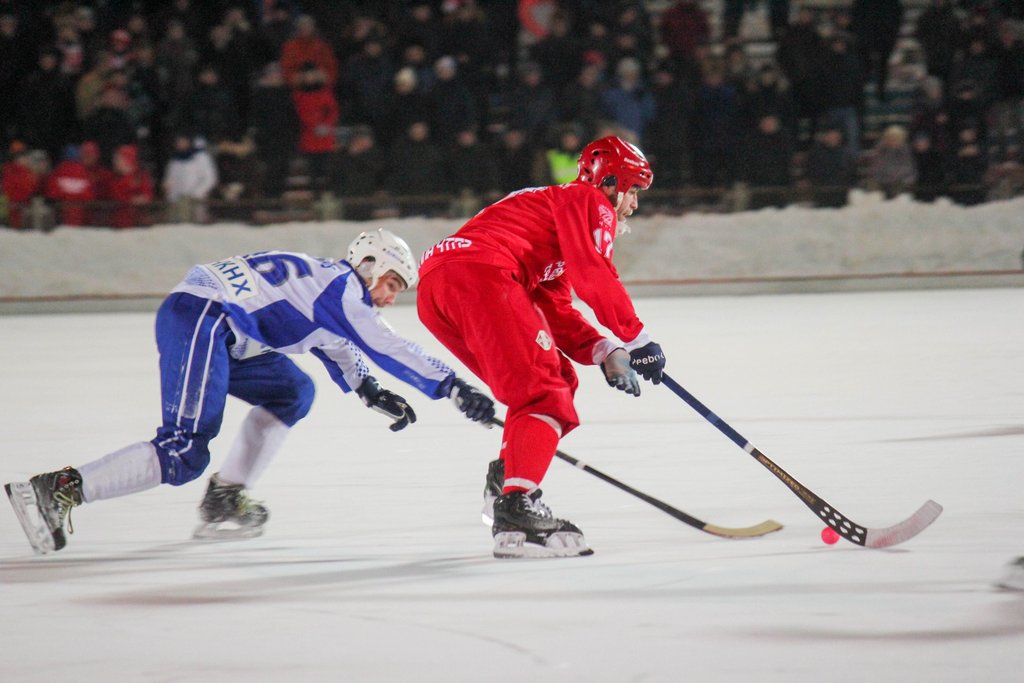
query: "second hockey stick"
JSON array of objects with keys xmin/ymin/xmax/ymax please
[
  {"xmin": 490, "ymin": 418, "xmax": 783, "ymax": 539},
  {"xmin": 659, "ymin": 372, "xmax": 943, "ymax": 548}
]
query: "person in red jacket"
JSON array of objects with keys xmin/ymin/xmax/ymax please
[
  {"xmin": 81, "ymin": 140, "xmax": 114, "ymax": 225},
  {"xmin": 45, "ymin": 145, "xmax": 95, "ymax": 226},
  {"xmin": 108, "ymin": 144, "xmax": 154, "ymax": 228},
  {"xmin": 291, "ymin": 62, "xmax": 339, "ymax": 191},
  {"xmin": 2, "ymin": 141, "xmax": 42, "ymax": 229},
  {"xmin": 417, "ymin": 136, "xmax": 667, "ymax": 559}
]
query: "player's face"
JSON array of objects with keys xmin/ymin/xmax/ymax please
[
  {"xmin": 370, "ymin": 272, "xmax": 407, "ymax": 307},
  {"xmin": 617, "ymin": 187, "xmax": 641, "ymax": 220}
]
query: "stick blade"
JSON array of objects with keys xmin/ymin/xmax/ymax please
[
  {"xmin": 701, "ymin": 519, "xmax": 784, "ymax": 539},
  {"xmin": 864, "ymin": 500, "xmax": 943, "ymax": 549}
]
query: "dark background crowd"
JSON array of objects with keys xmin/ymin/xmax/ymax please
[{"xmin": 1, "ymin": 0, "xmax": 1023, "ymax": 227}]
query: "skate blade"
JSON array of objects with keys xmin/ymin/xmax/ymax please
[
  {"xmin": 995, "ymin": 561, "xmax": 1024, "ymax": 592},
  {"xmin": 481, "ymin": 495, "xmax": 496, "ymax": 526},
  {"xmin": 493, "ymin": 531, "xmax": 594, "ymax": 559},
  {"xmin": 192, "ymin": 522, "xmax": 265, "ymax": 541},
  {"xmin": 5, "ymin": 481, "xmax": 58, "ymax": 555}
]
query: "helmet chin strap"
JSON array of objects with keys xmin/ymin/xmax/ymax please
[{"xmin": 615, "ymin": 192, "xmax": 631, "ymax": 235}]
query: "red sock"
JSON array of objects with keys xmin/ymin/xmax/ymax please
[{"xmin": 501, "ymin": 414, "xmax": 560, "ymax": 494}]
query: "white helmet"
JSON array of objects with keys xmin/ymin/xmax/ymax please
[{"xmin": 346, "ymin": 228, "xmax": 418, "ymax": 289}]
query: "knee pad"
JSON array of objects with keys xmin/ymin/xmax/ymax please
[{"xmin": 151, "ymin": 427, "xmax": 212, "ymax": 485}]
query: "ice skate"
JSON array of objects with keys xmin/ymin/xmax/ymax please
[
  {"xmin": 481, "ymin": 458, "xmax": 504, "ymax": 525},
  {"xmin": 996, "ymin": 556, "xmax": 1024, "ymax": 591},
  {"xmin": 5, "ymin": 466, "xmax": 83, "ymax": 554},
  {"xmin": 491, "ymin": 489, "xmax": 592, "ymax": 559},
  {"xmin": 192, "ymin": 473, "xmax": 269, "ymax": 540}
]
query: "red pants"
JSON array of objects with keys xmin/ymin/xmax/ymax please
[{"xmin": 418, "ymin": 261, "xmax": 580, "ymax": 490}]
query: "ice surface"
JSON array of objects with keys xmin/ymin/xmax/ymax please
[{"xmin": 2, "ymin": 289, "xmax": 1024, "ymax": 682}]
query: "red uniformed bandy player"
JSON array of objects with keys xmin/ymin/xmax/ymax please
[{"xmin": 417, "ymin": 136, "xmax": 667, "ymax": 558}]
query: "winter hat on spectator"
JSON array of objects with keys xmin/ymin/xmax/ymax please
[
  {"xmin": 81, "ymin": 141, "xmax": 100, "ymax": 164},
  {"xmin": 394, "ymin": 67, "xmax": 417, "ymax": 88},
  {"xmin": 114, "ymin": 144, "xmax": 138, "ymax": 172},
  {"xmin": 434, "ymin": 55, "xmax": 456, "ymax": 76},
  {"xmin": 110, "ymin": 29, "xmax": 131, "ymax": 48}
]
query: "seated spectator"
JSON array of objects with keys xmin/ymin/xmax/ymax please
[
  {"xmin": 81, "ymin": 85, "xmax": 136, "ymax": 165},
  {"xmin": 1, "ymin": 141, "xmax": 42, "ymax": 228},
  {"xmin": 647, "ymin": 61, "xmax": 693, "ymax": 189},
  {"xmin": 494, "ymin": 126, "xmax": 540, "ymax": 192},
  {"xmin": 429, "ymin": 55, "xmax": 479, "ymax": 149},
  {"xmin": 743, "ymin": 114, "xmax": 795, "ymax": 207},
  {"xmin": 163, "ymin": 133, "xmax": 218, "ymax": 223},
  {"xmin": 659, "ymin": 0, "xmax": 711, "ymax": 78},
  {"xmin": 385, "ymin": 120, "xmax": 444, "ymax": 214},
  {"xmin": 542, "ymin": 123, "xmax": 584, "ymax": 185},
  {"xmin": 185, "ymin": 63, "xmax": 240, "ymax": 146},
  {"xmin": 291, "ymin": 62, "xmax": 339, "ymax": 192},
  {"xmin": 691, "ymin": 65, "xmax": 740, "ymax": 188},
  {"xmin": 80, "ymin": 140, "xmax": 113, "ymax": 225},
  {"xmin": 866, "ymin": 125, "xmax": 917, "ymax": 197},
  {"xmin": 949, "ymin": 123, "xmax": 989, "ymax": 205},
  {"xmin": 909, "ymin": 76, "xmax": 954, "ymax": 156},
  {"xmin": 247, "ymin": 62, "xmax": 298, "ymax": 198},
  {"xmin": 45, "ymin": 144, "xmax": 94, "ymax": 226},
  {"xmin": 600, "ymin": 56, "xmax": 655, "ymax": 142},
  {"xmin": 991, "ymin": 19, "xmax": 1024, "ymax": 163},
  {"xmin": 910, "ymin": 131, "xmax": 947, "ymax": 202},
  {"xmin": 378, "ymin": 67, "xmax": 431, "ymax": 150},
  {"xmin": 280, "ymin": 14, "xmax": 337, "ymax": 88},
  {"xmin": 804, "ymin": 124, "xmax": 857, "ymax": 207},
  {"xmin": 108, "ymin": 144, "xmax": 154, "ymax": 228},
  {"xmin": 334, "ymin": 125, "xmax": 386, "ymax": 220},
  {"xmin": 214, "ymin": 136, "xmax": 264, "ymax": 202},
  {"xmin": 444, "ymin": 127, "xmax": 501, "ymax": 203},
  {"xmin": 557, "ymin": 59, "xmax": 606, "ymax": 134},
  {"xmin": 915, "ymin": 0, "xmax": 962, "ymax": 83}
]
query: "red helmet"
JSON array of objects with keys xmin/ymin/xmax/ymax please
[{"xmin": 576, "ymin": 136, "xmax": 653, "ymax": 193}]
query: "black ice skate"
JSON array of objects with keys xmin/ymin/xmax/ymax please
[
  {"xmin": 481, "ymin": 458, "xmax": 504, "ymax": 525},
  {"xmin": 491, "ymin": 489, "xmax": 593, "ymax": 559},
  {"xmin": 996, "ymin": 556, "xmax": 1024, "ymax": 591},
  {"xmin": 5, "ymin": 466, "xmax": 83, "ymax": 554},
  {"xmin": 192, "ymin": 473, "xmax": 269, "ymax": 540}
]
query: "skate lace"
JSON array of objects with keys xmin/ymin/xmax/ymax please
[
  {"xmin": 525, "ymin": 491, "xmax": 553, "ymax": 519},
  {"xmin": 53, "ymin": 489, "xmax": 79, "ymax": 535}
]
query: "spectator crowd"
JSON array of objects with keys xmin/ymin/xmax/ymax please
[{"xmin": 1, "ymin": 0, "xmax": 1023, "ymax": 228}]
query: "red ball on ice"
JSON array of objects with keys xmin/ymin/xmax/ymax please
[{"xmin": 820, "ymin": 527, "xmax": 840, "ymax": 545}]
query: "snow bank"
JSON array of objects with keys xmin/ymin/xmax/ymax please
[{"xmin": 2, "ymin": 193, "xmax": 1023, "ymax": 299}]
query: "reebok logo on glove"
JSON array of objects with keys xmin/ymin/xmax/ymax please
[{"xmin": 629, "ymin": 342, "xmax": 666, "ymax": 384}]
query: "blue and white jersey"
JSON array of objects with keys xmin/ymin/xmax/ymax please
[{"xmin": 171, "ymin": 251, "xmax": 454, "ymax": 398}]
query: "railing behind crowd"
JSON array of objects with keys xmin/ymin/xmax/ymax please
[{"xmin": 2, "ymin": 181, "xmax": 1020, "ymax": 231}]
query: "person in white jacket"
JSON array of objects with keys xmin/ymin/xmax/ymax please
[{"xmin": 163, "ymin": 134, "xmax": 219, "ymax": 222}]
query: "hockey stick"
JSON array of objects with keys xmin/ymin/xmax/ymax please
[
  {"xmin": 659, "ymin": 373, "xmax": 943, "ymax": 548},
  {"xmin": 489, "ymin": 418, "xmax": 782, "ymax": 539}
]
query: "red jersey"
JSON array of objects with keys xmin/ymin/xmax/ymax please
[
  {"xmin": 419, "ymin": 182, "xmax": 646, "ymax": 362},
  {"xmin": 45, "ymin": 160, "xmax": 95, "ymax": 226}
]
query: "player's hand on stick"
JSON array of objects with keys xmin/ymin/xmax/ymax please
[
  {"xmin": 357, "ymin": 376, "xmax": 417, "ymax": 432},
  {"xmin": 629, "ymin": 341, "xmax": 666, "ymax": 384},
  {"xmin": 449, "ymin": 377, "xmax": 496, "ymax": 423},
  {"xmin": 601, "ymin": 348, "xmax": 640, "ymax": 396}
]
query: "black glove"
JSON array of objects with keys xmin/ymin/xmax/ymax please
[
  {"xmin": 601, "ymin": 348, "xmax": 640, "ymax": 396},
  {"xmin": 449, "ymin": 377, "xmax": 496, "ymax": 423},
  {"xmin": 629, "ymin": 341, "xmax": 666, "ymax": 384},
  {"xmin": 356, "ymin": 375, "xmax": 416, "ymax": 432}
]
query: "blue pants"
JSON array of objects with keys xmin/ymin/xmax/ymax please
[{"xmin": 151, "ymin": 293, "xmax": 315, "ymax": 485}]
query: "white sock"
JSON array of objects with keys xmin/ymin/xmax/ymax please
[
  {"xmin": 217, "ymin": 406, "xmax": 290, "ymax": 488},
  {"xmin": 79, "ymin": 442, "xmax": 163, "ymax": 503}
]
